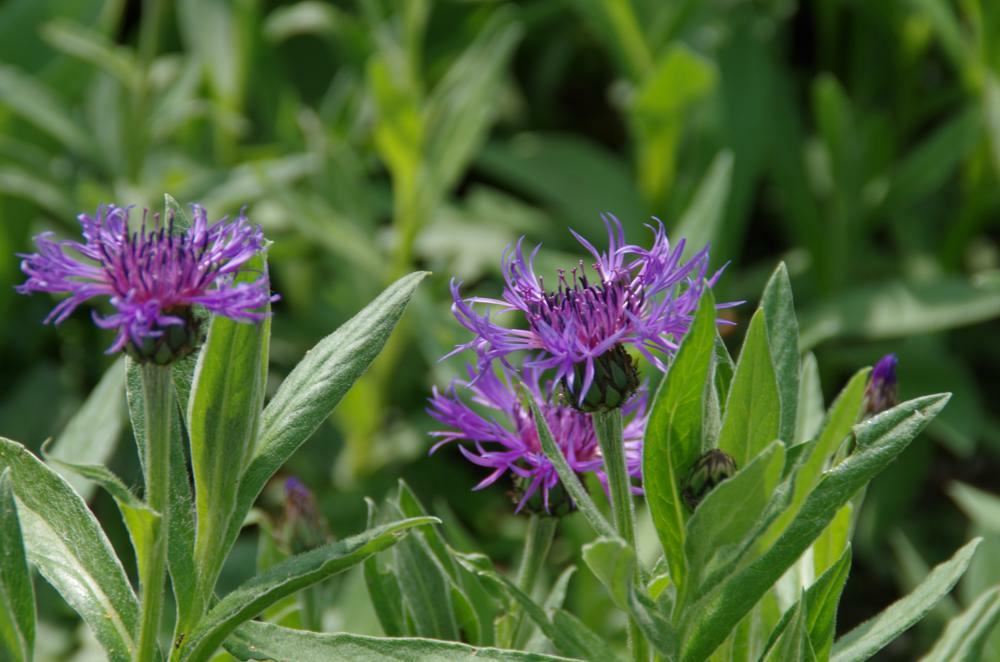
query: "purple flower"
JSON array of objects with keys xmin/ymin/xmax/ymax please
[
  {"xmin": 17, "ymin": 204, "xmax": 275, "ymax": 362},
  {"xmin": 864, "ymin": 353, "xmax": 899, "ymax": 417},
  {"xmin": 428, "ymin": 358, "xmax": 645, "ymax": 513},
  {"xmin": 448, "ymin": 214, "xmax": 729, "ymax": 410}
]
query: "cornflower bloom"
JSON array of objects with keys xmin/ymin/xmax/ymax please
[
  {"xmin": 428, "ymin": 358, "xmax": 646, "ymax": 513},
  {"xmin": 17, "ymin": 204, "xmax": 274, "ymax": 363},
  {"xmin": 449, "ymin": 214, "xmax": 730, "ymax": 411}
]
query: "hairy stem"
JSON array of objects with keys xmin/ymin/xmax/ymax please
[
  {"xmin": 593, "ymin": 408, "xmax": 647, "ymax": 662},
  {"xmin": 136, "ymin": 364, "xmax": 172, "ymax": 661}
]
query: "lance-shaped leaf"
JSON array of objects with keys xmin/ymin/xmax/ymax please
[
  {"xmin": 684, "ymin": 440, "xmax": 785, "ymax": 595},
  {"xmin": 919, "ymin": 585, "xmax": 1000, "ymax": 662},
  {"xmin": 679, "ymin": 393, "xmax": 951, "ymax": 661},
  {"xmin": 175, "ymin": 516, "xmax": 437, "ymax": 662},
  {"xmin": 717, "ymin": 308, "xmax": 781, "ymax": 467},
  {"xmin": 763, "ymin": 599, "xmax": 817, "ymax": 662},
  {"xmin": 187, "ymin": 255, "xmax": 271, "ymax": 619},
  {"xmin": 644, "ymin": 290, "xmax": 717, "ymax": 592},
  {"xmin": 41, "ymin": 445, "xmax": 160, "ymax": 588},
  {"xmin": 228, "ymin": 272, "xmax": 427, "ymax": 555},
  {"xmin": 761, "ymin": 369, "xmax": 867, "ymax": 548},
  {"xmin": 45, "ymin": 357, "xmax": 126, "ymax": 501},
  {"xmin": 760, "ymin": 262, "xmax": 800, "ymax": 446},
  {"xmin": 225, "ymin": 619, "xmax": 572, "ymax": 661},
  {"xmin": 831, "ymin": 537, "xmax": 982, "ymax": 662},
  {"xmin": 0, "ymin": 469, "xmax": 35, "ymax": 662},
  {"xmin": 0, "ymin": 438, "xmax": 138, "ymax": 661},
  {"xmin": 762, "ymin": 546, "xmax": 852, "ymax": 660},
  {"xmin": 470, "ymin": 563, "xmax": 621, "ymax": 662},
  {"xmin": 582, "ymin": 537, "xmax": 677, "ymax": 658}
]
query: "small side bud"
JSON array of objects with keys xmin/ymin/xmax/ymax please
[
  {"xmin": 282, "ymin": 477, "xmax": 330, "ymax": 554},
  {"xmin": 683, "ymin": 449, "xmax": 737, "ymax": 510},
  {"xmin": 864, "ymin": 353, "xmax": 898, "ymax": 418},
  {"xmin": 567, "ymin": 344, "xmax": 640, "ymax": 413}
]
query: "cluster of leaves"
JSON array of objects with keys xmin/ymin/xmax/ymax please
[{"xmin": 2, "ymin": 0, "xmax": 1000, "ymax": 658}]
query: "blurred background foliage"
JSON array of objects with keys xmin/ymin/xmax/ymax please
[{"xmin": 2, "ymin": 0, "xmax": 1000, "ymax": 658}]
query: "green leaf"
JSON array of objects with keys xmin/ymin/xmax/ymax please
[
  {"xmin": 762, "ymin": 369, "xmax": 868, "ymax": 547},
  {"xmin": 522, "ymin": 384, "xmax": 616, "ymax": 540},
  {"xmin": 41, "ymin": 445, "xmax": 159, "ymax": 589},
  {"xmin": 176, "ymin": 517, "xmax": 437, "ymax": 662},
  {"xmin": 919, "ymin": 586, "xmax": 1000, "ymax": 662},
  {"xmin": 582, "ymin": 537, "xmax": 633, "ymax": 610},
  {"xmin": 471, "ymin": 566, "xmax": 621, "ymax": 662},
  {"xmin": 831, "ymin": 537, "xmax": 981, "ymax": 662},
  {"xmin": 45, "ymin": 357, "xmax": 126, "ymax": 502},
  {"xmin": 794, "ymin": 353, "xmax": 824, "ymax": 444},
  {"xmin": 672, "ymin": 151, "xmax": 734, "ymax": 261},
  {"xmin": 0, "ymin": 65, "xmax": 96, "ymax": 156},
  {"xmin": 0, "ymin": 438, "xmax": 138, "ymax": 661},
  {"xmin": 760, "ymin": 263, "xmax": 799, "ymax": 445},
  {"xmin": 187, "ymin": 256, "xmax": 271, "ymax": 623},
  {"xmin": 477, "ymin": 134, "xmax": 646, "ymax": 239},
  {"xmin": 949, "ymin": 482, "xmax": 1000, "ymax": 532},
  {"xmin": 799, "ymin": 279, "xmax": 1000, "ymax": 350},
  {"xmin": 125, "ymin": 358, "xmax": 197, "ymax": 629},
  {"xmin": 629, "ymin": 44, "xmax": 717, "ymax": 203},
  {"xmin": 40, "ymin": 20, "xmax": 140, "ymax": 90},
  {"xmin": 763, "ymin": 546, "xmax": 851, "ymax": 660},
  {"xmin": 425, "ymin": 10, "xmax": 522, "ymax": 194},
  {"xmin": 228, "ymin": 271, "xmax": 426, "ymax": 597},
  {"xmin": 685, "ymin": 441, "xmax": 785, "ymax": 593},
  {"xmin": 718, "ymin": 308, "xmax": 781, "ymax": 466},
  {"xmin": 0, "ymin": 469, "xmax": 34, "ymax": 662},
  {"xmin": 680, "ymin": 393, "xmax": 951, "ymax": 661},
  {"xmin": 385, "ymin": 501, "xmax": 460, "ymax": 641},
  {"xmin": 644, "ymin": 290, "xmax": 717, "ymax": 593},
  {"xmin": 763, "ymin": 599, "xmax": 817, "ymax": 662},
  {"xmin": 582, "ymin": 537, "xmax": 677, "ymax": 657},
  {"xmin": 225, "ymin": 620, "xmax": 572, "ymax": 661}
]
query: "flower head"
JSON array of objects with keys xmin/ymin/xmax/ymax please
[
  {"xmin": 428, "ymin": 358, "xmax": 645, "ymax": 513},
  {"xmin": 449, "ymin": 214, "xmax": 730, "ymax": 410},
  {"xmin": 17, "ymin": 204, "xmax": 275, "ymax": 362},
  {"xmin": 864, "ymin": 353, "xmax": 899, "ymax": 417}
]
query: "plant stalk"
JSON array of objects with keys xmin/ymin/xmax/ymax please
[
  {"xmin": 508, "ymin": 514, "xmax": 557, "ymax": 647},
  {"xmin": 592, "ymin": 408, "xmax": 647, "ymax": 662},
  {"xmin": 136, "ymin": 364, "xmax": 172, "ymax": 662}
]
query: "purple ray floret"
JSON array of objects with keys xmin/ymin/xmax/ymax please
[
  {"xmin": 428, "ymin": 359, "xmax": 645, "ymax": 513},
  {"xmin": 448, "ymin": 214, "xmax": 732, "ymax": 404},
  {"xmin": 18, "ymin": 204, "xmax": 274, "ymax": 354}
]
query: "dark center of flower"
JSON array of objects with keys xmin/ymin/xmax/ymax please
[{"xmin": 525, "ymin": 264, "xmax": 644, "ymax": 353}]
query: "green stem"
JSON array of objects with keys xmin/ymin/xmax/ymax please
[
  {"xmin": 509, "ymin": 514, "xmax": 557, "ymax": 647},
  {"xmin": 136, "ymin": 364, "xmax": 172, "ymax": 662},
  {"xmin": 592, "ymin": 408, "xmax": 647, "ymax": 662},
  {"xmin": 592, "ymin": 409, "xmax": 636, "ymax": 549}
]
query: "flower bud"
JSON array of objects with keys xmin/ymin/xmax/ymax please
[
  {"xmin": 567, "ymin": 344, "xmax": 640, "ymax": 413},
  {"xmin": 282, "ymin": 477, "xmax": 330, "ymax": 554},
  {"xmin": 863, "ymin": 353, "xmax": 898, "ymax": 417},
  {"xmin": 682, "ymin": 449, "xmax": 737, "ymax": 510}
]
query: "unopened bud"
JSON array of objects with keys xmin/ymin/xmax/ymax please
[
  {"xmin": 682, "ymin": 449, "xmax": 737, "ymax": 510},
  {"xmin": 282, "ymin": 477, "xmax": 330, "ymax": 553},
  {"xmin": 863, "ymin": 354, "xmax": 898, "ymax": 418}
]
